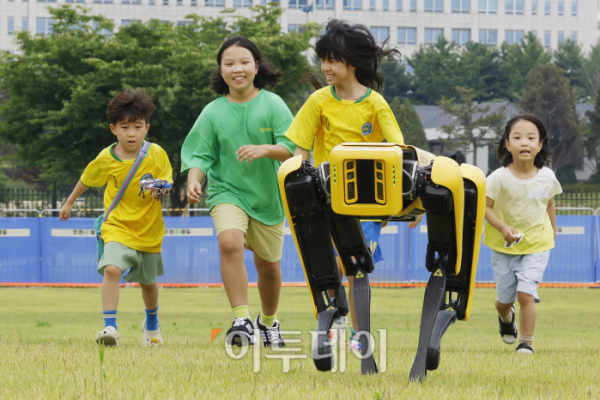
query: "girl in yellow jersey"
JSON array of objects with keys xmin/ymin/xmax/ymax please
[{"xmin": 285, "ymin": 19, "xmax": 418, "ymax": 351}]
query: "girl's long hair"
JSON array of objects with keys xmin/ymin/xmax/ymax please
[
  {"xmin": 494, "ymin": 114, "xmax": 553, "ymax": 168},
  {"xmin": 303, "ymin": 19, "xmax": 401, "ymax": 92},
  {"xmin": 210, "ymin": 36, "xmax": 283, "ymax": 95}
]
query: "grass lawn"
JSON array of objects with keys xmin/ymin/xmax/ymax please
[{"xmin": 0, "ymin": 287, "xmax": 599, "ymax": 399}]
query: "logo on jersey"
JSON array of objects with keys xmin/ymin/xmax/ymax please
[
  {"xmin": 325, "ymin": 117, "xmax": 330, "ymax": 131},
  {"xmin": 362, "ymin": 122, "xmax": 373, "ymax": 136}
]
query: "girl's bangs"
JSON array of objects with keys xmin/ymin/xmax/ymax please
[{"xmin": 315, "ymin": 38, "xmax": 344, "ymax": 62}]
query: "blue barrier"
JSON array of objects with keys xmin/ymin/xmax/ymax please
[
  {"xmin": 0, "ymin": 218, "xmax": 41, "ymax": 283},
  {"xmin": 0, "ymin": 216, "xmax": 598, "ymax": 284}
]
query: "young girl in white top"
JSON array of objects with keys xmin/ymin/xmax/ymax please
[{"xmin": 484, "ymin": 114, "xmax": 562, "ymax": 354}]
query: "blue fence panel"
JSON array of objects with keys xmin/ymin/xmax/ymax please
[
  {"xmin": 545, "ymin": 215, "xmax": 595, "ymax": 283},
  {"xmin": 280, "ymin": 225, "xmax": 304, "ymax": 283},
  {"xmin": 0, "ymin": 218, "xmax": 41, "ymax": 283},
  {"xmin": 370, "ymin": 222, "xmax": 410, "ymax": 282},
  {"xmin": 409, "ymin": 216, "xmax": 431, "ymax": 282},
  {"xmin": 40, "ymin": 218, "xmax": 101, "ymax": 283},
  {"xmin": 160, "ymin": 217, "xmax": 221, "ymax": 284}
]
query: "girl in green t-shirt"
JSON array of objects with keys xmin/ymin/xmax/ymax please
[{"xmin": 181, "ymin": 36, "xmax": 296, "ymax": 349}]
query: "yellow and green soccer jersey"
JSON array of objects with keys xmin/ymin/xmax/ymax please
[
  {"xmin": 285, "ymin": 86, "xmax": 404, "ymax": 166},
  {"xmin": 81, "ymin": 143, "xmax": 173, "ymax": 253}
]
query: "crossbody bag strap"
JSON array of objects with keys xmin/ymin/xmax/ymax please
[{"xmin": 103, "ymin": 141, "xmax": 152, "ymax": 222}]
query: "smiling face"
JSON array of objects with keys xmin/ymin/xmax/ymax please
[
  {"xmin": 320, "ymin": 57, "xmax": 355, "ymax": 87},
  {"xmin": 110, "ymin": 118, "xmax": 149, "ymax": 156},
  {"xmin": 219, "ymin": 45, "xmax": 259, "ymax": 96},
  {"xmin": 506, "ymin": 120, "xmax": 543, "ymax": 164}
]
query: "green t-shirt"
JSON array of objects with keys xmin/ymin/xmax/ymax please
[{"xmin": 181, "ymin": 90, "xmax": 295, "ymax": 225}]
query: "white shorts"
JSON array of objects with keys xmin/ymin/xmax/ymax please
[{"xmin": 492, "ymin": 250, "xmax": 550, "ymax": 304}]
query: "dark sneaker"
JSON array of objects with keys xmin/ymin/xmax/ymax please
[
  {"xmin": 499, "ymin": 305, "xmax": 518, "ymax": 344},
  {"xmin": 516, "ymin": 342, "xmax": 534, "ymax": 354},
  {"xmin": 255, "ymin": 313, "xmax": 285, "ymax": 349},
  {"xmin": 226, "ymin": 317, "xmax": 257, "ymax": 347}
]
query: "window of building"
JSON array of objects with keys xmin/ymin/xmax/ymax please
[
  {"xmin": 288, "ymin": 24, "xmax": 304, "ymax": 33},
  {"xmin": 505, "ymin": 0, "xmax": 524, "ymax": 14},
  {"xmin": 544, "ymin": 0, "xmax": 550, "ymax": 15},
  {"xmin": 37, "ymin": 0, "xmax": 57, "ymax": 2},
  {"xmin": 94, "ymin": 0, "xmax": 113, "ymax": 3},
  {"xmin": 505, "ymin": 29, "xmax": 524, "ymax": 44},
  {"xmin": 36, "ymin": 18, "xmax": 56, "ymax": 36},
  {"xmin": 371, "ymin": 26, "xmax": 390, "ymax": 45},
  {"xmin": 452, "ymin": 0, "xmax": 470, "ymax": 12},
  {"xmin": 177, "ymin": 21, "xmax": 192, "ymax": 26},
  {"xmin": 316, "ymin": 0, "xmax": 334, "ymax": 8},
  {"xmin": 206, "ymin": 0, "xmax": 225, "ymax": 5},
  {"xmin": 93, "ymin": 20, "xmax": 112, "ymax": 36},
  {"xmin": 478, "ymin": 0, "xmax": 497, "ymax": 13},
  {"xmin": 544, "ymin": 31, "xmax": 550, "ymax": 47},
  {"xmin": 8, "ymin": 17, "xmax": 14, "ymax": 35},
  {"xmin": 424, "ymin": 28, "xmax": 443, "ymax": 44},
  {"xmin": 343, "ymin": 0, "xmax": 361, "ymax": 10},
  {"xmin": 396, "ymin": 0, "xmax": 401, "ymax": 10},
  {"xmin": 532, "ymin": 0, "xmax": 537, "ymax": 14},
  {"xmin": 66, "ymin": 0, "xmax": 85, "ymax": 3},
  {"xmin": 557, "ymin": 31, "xmax": 564, "ymax": 44},
  {"xmin": 235, "ymin": 0, "xmax": 252, "ymax": 6},
  {"xmin": 479, "ymin": 29, "xmax": 497, "ymax": 45},
  {"xmin": 369, "ymin": 0, "xmax": 374, "ymax": 10},
  {"xmin": 122, "ymin": 0, "xmax": 141, "ymax": 4},
  {"xmin": 22, "ymin": 18, "xmax": 28, "ymax": 31},
  {"xmin": 410, "ymin": 0, "xmax": 416, "ymax": 11},
  {"xmin": 571, "ymin": 0, "xmax": 577, "ymax": 16},
  {"xmin": 121, "ymin": 20, "xmax": 141, "ymax": 27},
  {"xmin": 570, "ymin": 31, "xmax": 577, "ymax": 42},
  {"xmin": 452, "ymin": 28, "xmax": 471, "ymax": 45},
  {"xmin": 383, "ymin": 0, "xmax": 388, "ymax": 11},
  {"xmin": 191, "ymin": 0, "xmax": 196, "ymax": 4},
  {"xmin": 424, "ymin": 0, "xmax": 443, "ymax": 12},
  {"xmin": 177, "ymin": 0, "xmax": 182, "ymax": 5},
  {"xmin": 398, "ymin": 27, "xmax": 416, "ymax": 44},
  {"xmin": 558, "ymin": 0, "xmax": 563, "ymax": 15}
]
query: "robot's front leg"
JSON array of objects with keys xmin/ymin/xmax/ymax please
[{"xmin": 277, "ymin": 156, "xmax": 348, "ymax": 372}]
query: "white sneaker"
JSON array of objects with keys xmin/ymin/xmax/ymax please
[
  {"xmin": 328, "ymin": 316, "xmax": 347, "ymax": 346},
  {"xmin": 96, "ymin": 326, "xmax": 119, "ymax": 347},
  {"xmin": 142, "ymin": 319, "xmax": 163, "ymax": 347}
]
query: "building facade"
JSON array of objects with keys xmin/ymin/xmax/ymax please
[{"xmin": 1, "ymin": 0, "xmax": 598, "ymax": 56}]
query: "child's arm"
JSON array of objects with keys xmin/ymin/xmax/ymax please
[
  {"xmin": 236, "ymin": 144, "xmax": 292, "ymax": 163},
  {"xmin": 186, "ymin": 167, "xmax": 205, "ymax": 205},
  {"xmin": 547, "ymin": 198, "xmax": 557, "ymax": 239},
  {"xmin": 485, "ymin": 196, "xmax": 520, "ymax": 244},
  {"xmin": 59, "ymin": 181, "xmax": 90, "ymax": 221},
  {"xmin": 294, "ymin": 147, "xmax": 310, "ymax": 160}
]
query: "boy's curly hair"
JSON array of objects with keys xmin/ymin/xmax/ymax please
[{"xmin": 106, "ymin": 89, "xmax": 155, "ymax": 125}]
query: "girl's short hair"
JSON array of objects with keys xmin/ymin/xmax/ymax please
[
  {"xmin": 303, "ymin": 19, "xmax": 401, "ymax": 92},
  {"xmin": 494, "ymin": 114, "xmax": 553, "ymax": 168},
  {"xmin": 210, "ymin": 36, "xmax": 283, "ymax": 95},
  {"xmin": 106, "ymin": 88, "xmax": 155, "ymax": 125}
]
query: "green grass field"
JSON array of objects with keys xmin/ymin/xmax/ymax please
[{"xmin": 0, "ymin": 287, "xmax": 599, "ymax": 399}]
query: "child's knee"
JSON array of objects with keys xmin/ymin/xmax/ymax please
[
  {"xmin": 103, "ymin": 265, "xmax": 122, "ymax": 280},
  {"xmin": 517, "ymin": 291, "xmax": 534, "ymax": 305},
  {"xmin": 219, "ymin": 236, "xmax": 244, "ymax": 256}
]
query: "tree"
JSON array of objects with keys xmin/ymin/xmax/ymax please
[
  {"xmin": 458, "ymin": 42, "xmax": 508, "ymax": 102},
  {"xmin": 380, "ymin": 56, "xmax": 414, "ymax": 102},
  {"xmin": 500, "ymin": 31, "xmax": 551, "ymax": 100},
  {"xmin": 583, "ymin": 88, "xmax": 600, "ymax": 182},
  {"xmin": 581, "ymin": 43, "xmax": 600, "ymax": 101},
  {"xmin": 408, "ymin": 37, "xmax": 461, "ymax": 104},
  {"xmin": 0, "ymin": 5, "xmax": 319, "ymax": 208},
  {"xmin": 521, "ymin": 63, "xmax": 583, "ymax": 173},
  {"xmin": 553, "ymin": 38, "xmax": 585, "ymax": 97},
  {"xmin": 389, "ymin": 98, "xmax": 429, "ymax": 150},
  {"xmin": 439, "ymin": 87, "xmax": 505, "ymax": 168}
]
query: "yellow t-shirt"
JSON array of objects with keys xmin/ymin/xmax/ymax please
[
  {"xmin": 81, "ymin": 143, "xmax": 173, "ymax": 253},
  {"xmin": 285, "ymin": 86, "xmax": 404, "ymax": 167},
  {"xmin": 483, "ymin": 166, "xmax": 562, "ymax": 254}
]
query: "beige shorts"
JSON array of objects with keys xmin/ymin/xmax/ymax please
[
  {"xmin": 98, "ymin": 242, "xmax": 164, "ymax": 285},
  {"xmin": 210, "ymin": 203, "xmax": 285, "ymax": 263}
]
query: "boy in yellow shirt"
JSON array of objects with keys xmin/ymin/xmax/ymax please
[{"xmin": 60, "ymin": 89, "xmax": 173, "ymax": 347}]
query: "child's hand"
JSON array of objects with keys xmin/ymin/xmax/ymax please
[
  {"xmin": 59, "ymin": 203, "xmax": 73, "ymax": 221},
  {"xmin": 408, "ymin": 214, "xmax": 423, "ymax": 229},
  {"xmin": 236, "ymin": 145, "xmax": 268, "ymax": 163},
  {"xmin": 187, "ymin": 182, "xmax": 202, "ymax": 204},
  {"xmin": 151, "ymin": 187, "xmax": 170, "ymax": 200},
  {"xmin": 501, "ymin": 225, "xmax": 520, "ymax": 245}
]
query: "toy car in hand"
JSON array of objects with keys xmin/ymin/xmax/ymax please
[{"xmin": 139, "ymin": 178, "xmax": 172, "ymax": 199}]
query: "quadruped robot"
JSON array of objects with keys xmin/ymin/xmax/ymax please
[{"xmin": 277, "ymin": 143, "xmax": 486, "ymax": 381}]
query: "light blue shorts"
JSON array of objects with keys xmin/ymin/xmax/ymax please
[{"xmin": 492, "ymin": 250, "xmax": 550, "ymax": 304}]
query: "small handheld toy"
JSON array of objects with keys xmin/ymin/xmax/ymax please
[
  {"xmin": 505, "ymin": 233, "xmax": 524, "ymax": 248},
  {"xmin": 139, "ymin": 174, "xmax": 172, "ymax": 200}
]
